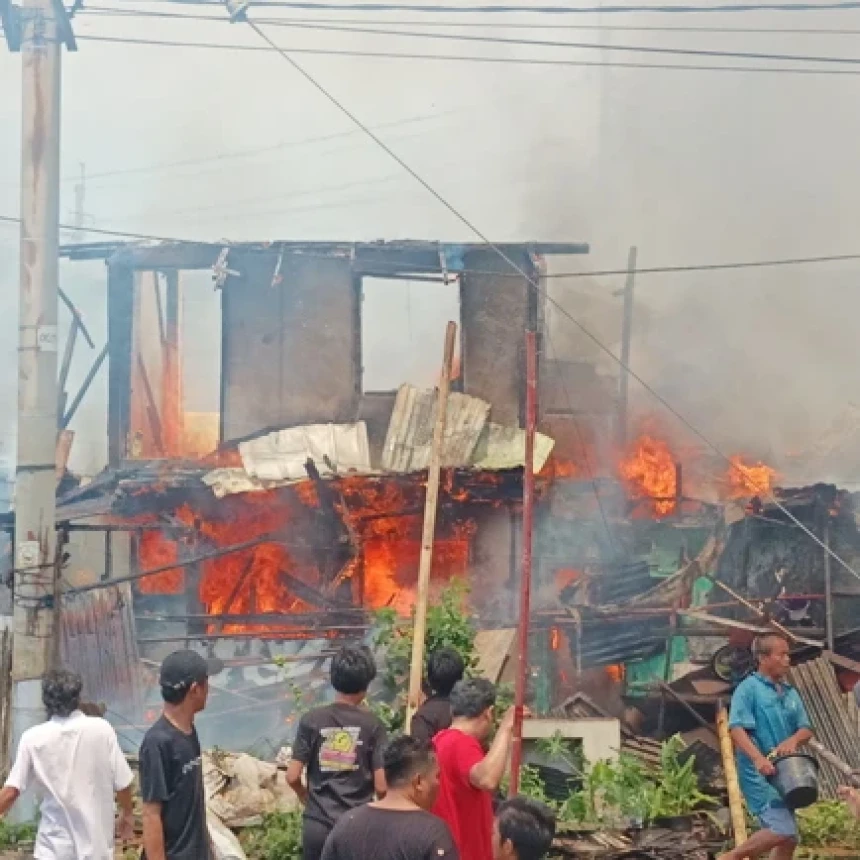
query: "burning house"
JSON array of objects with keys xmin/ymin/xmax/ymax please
[
  {"xmin": 5, "ymin": 235, "xmax": 859, "ymax": 760},
  {"xmin": 26, "ymin": 236, "xmax": 635, "ymax": 746}
]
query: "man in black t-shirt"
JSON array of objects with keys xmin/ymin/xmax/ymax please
[
  {"xmin": 139, "ymin": 650, "xmax": 223, "ymax": 860},
  {"xmin": 321, "ymin": 735, "xmax": 457, "ymax": 860},
  {"xmin": 411, "ymin": 648, "xmax": 465, "ymax": 744},
  {"xmin": 287, "ymin": 644, "xmax": 387, "ymax": 860}
]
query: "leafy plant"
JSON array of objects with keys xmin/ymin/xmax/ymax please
[
  {"xmin": 241, "ymin": 809, "xmax": 303, "ymax": 860},
  {"xmin": 0, "ymin": 818, "xmax": 38, "ymax": 847},
  {"xmin": 371, "ymin": 580, "xmax": 478, "ymax": 732},
  {"xmin": 797, "ymin": 801, "xmax": 860, "ymax": 851},
  {"xmin": 645, "ymin": 735, "xmax": 717, "ymax": 819},
  {"xmin": 516, "ymin": 735, "xmax": 715, "ymax": 830}
]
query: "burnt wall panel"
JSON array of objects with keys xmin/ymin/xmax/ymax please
[
  {"xmin": 222, "ymin": 252, "xmax": 358, "ymax": 441},
  {"xmin": 460, "ymin": 250, "xmax": 534, "ymax": 426}
]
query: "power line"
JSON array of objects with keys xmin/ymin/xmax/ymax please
[
  {"xmin": 105, "ymin": 0, "xmax": 860, "ymax": 15},
  {"xmin": 29, "ymin": 108, "xmax": 463, "ymax": 185},
  {"xmin": 80, "ymin": 5, "xmax": 860, "ymax": 34},
  {"xmin": 67, "ymin": 6, "xmax": 860, "ymax": 67},
  {"xmin": 222, "ymin": 18, "xmax": 860, "ymax": 66},
  {"xmin": 68, "ymin": 33, "xmax": 860, "ymax": 76},
  {"xmin": 235, "ymin": 11, "xmax": 860, "ymax": 586}
]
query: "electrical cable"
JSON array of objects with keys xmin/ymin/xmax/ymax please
[
  {"xmin": 223, "ymin": 18, "xmax": 860, "ymax": 67},
  {"xmin": 237, "ymin": 9, "xmax": 860, "ymax": 585},
  {"xmin": 68, "ymin": 33, "xmax": 860, "ymax": 76},
  {"xmin": 94, "ymin": 0, "xmax": 860, "ymax": 15},
  {"xmin": 77, "ymin": 5, "xmax": 860, "ymax": 33}
]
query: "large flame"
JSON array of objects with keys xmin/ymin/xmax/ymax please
[
  {"xmin": 726, "ymin": 455, "xmax": 777, "ymax": 499},
  {"xmin": 619, "ymin": 435, "xmax": 678, "ymax": 516},
  {"xmin": 136, "ymin": 473, "xmax": 481, "ymax": 634}
]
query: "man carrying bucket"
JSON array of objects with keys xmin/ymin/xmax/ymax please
[{"xmin": 720, "ymin": 632, "xmax": 814, "ymax": 860}]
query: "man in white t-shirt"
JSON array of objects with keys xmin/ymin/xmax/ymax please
[{"xmin": 0, "ymin": 668, "xmax": 134, "ymax": 860}]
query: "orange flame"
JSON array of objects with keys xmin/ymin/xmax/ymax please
[
  {"xmin": 135, "ymin": 473, "xmax": 483, "ymax": 634},
  {"xmin": 619, "ymin": 435, "xmax": 678, "ymax": 517},
  {"xmin": 726, "ymin": 455, "xmax": 777, "ymax": 499},
  {"xmin": 137, "ymin": 530, "xmax": 184, "ymax": 594},
  {"xmin": 605, "ymin": 664, "xmax": 625, "ymax": 682},
  {"xmin": 550, "ymin": 627, "xmax": 560, "ymax": 650}
]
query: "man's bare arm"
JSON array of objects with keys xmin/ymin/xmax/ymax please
[
  {"xmin": 115, "ymin": 786, "xmax": 135, "ymax": 842},
  {"xmin": 773, "ymin": 727, "xmax": 813, "ymax": 757},
  {"xmin": 142, "ymin": 801, "xmax": 167, "ymax": 860},
  {"xmin": 730, "ymin": 726, "xmax": 775, "ymax": 777},
  {"xmin": 373, "ymin": 768, "xmax": 387, "ymax": 799},
  {"xmin": 0, "ymin": 787, "xmax": 19, "ymax": 817},
  {"xmin": 286, "ymin": 760, "xmax": 308, "ymax": 805},
  {"xmin": 470, "ymin": 709, "xmax": 515, "ymax": 792}
]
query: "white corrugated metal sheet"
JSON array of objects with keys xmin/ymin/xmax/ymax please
[
  {"xmin": 381, "ymin": 385, "xmax": 491, "ymax": 472},
  {"xmin": 471, "ymin": 423, "xmax": 554, "ymax": 473},
  {"xmin": 240, "ymin": 422, "xmax": 371, "ymax": 482}
]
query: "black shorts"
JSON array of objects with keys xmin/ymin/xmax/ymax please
[{"xmin": 302, "ymin": 817, "xmax": 333, "ymax": 860}]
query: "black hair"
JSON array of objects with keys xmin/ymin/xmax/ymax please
[
  {"xmin": 450, "ymin": 677, "xmax": 496, "ymax": 719},
  {"xmin": 383, "ymin": 735, "xmax": 436, "ymax": 787},
  {"xmin": 427, "ymin": 647, "xmax": 465, "ymax": 697},
  {"xmin": 160, "ymin": 684, "xmax": 191, "ymax": 705},
  {"xmin": 497, "ymin": 797, "xmax": 557, "ymax": 860},
  {"xmin": 752, "ymin": 632, "xmax": 790, "ymax": 661},
  {"xmin": 42, "ymin": 668, "xmax": 83, "ymax": 718},
  {"xmin": 331, "ymin": 644, "xmax": 377, "ymax": 695}
]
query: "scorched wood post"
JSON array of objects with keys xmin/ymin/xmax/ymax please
[
  {"xmin": 509, "ymin": 329, "xmax": 537, "ymax": 795},
  {"xmin": 405, "ymin": 321, "xmax": 457, "ymax": 732}
]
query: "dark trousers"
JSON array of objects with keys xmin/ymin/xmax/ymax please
[{"xmin": 302, "ymin": 817, "xmax": 333, "ymax": 860}]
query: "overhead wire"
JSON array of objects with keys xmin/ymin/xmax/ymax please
[
  {"xmin": 79, "ymin": 4, "xmax": 860, "ymax": 33},
  {"xmin": 210, "ymin": 18, "xmax": 860, "ymax": 67},
  {"xmin": 234, "ymin": 8, "xmax": 860, "ymax": 585},
  {"xmin": 94, "ymin": 0, "xmax": 860, "ymax": 14},
  {"xmin": 65, "ymin": 33, "xmax": 860, "ymax": 77}
]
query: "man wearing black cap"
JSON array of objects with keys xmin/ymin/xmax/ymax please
[{"xmin": 139, "ymin": 649, "xmax": 223, "ymax": 860}]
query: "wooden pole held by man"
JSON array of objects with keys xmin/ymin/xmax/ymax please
[{"xmin": 405, "ymin": 322, "xmax": 457, "ymax": 731}]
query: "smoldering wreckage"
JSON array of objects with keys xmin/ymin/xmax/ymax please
[{"xmin": 3, "ymin": 237, "xmax": 860, "ymax": 859}]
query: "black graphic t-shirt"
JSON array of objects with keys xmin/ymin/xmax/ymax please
[
  {"xmin": 410, "ymin": 695, "xmax": 452, "ymax": 744},
  {"xmin": 321, "ymin": 806, "xmax": 459, "ymax": 860},
  {"xmin": 139, "ymin": 716, "xmax": 210, "ymax": 860},
  {"xmin": 293, "ymin": 702, "xmax": 387, "ymax": 829}
]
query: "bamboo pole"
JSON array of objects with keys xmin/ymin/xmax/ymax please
[
  {"xmin": 717, "ymin": 702, "xmax": 748, "ymax": 846},
  {"xmin": 405, "ymin": 321, "xmax": 457, "ymax": 732}
]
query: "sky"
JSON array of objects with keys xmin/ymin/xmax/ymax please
[{"xmin": 3, "ymin": 0, "xmax": 860, "ymax": 480}]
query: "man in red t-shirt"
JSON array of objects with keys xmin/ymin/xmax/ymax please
[{"xmin": 432, "ymin": 679, "xmax": 515, "ymax": 860}]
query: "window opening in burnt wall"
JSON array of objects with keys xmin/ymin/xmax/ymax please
[
  {"xmin": 128, "ymin": 269, "xmax": 221, "ymax": 459},
  {"xmin": 360, "ymin": 276, "xmax": 461, "ymax": 393}
]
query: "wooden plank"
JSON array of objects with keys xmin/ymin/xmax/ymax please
[
  {"xmin": 405, "ymin": 322, "xmax": 457, "ymax": 732},
  {"xmin": 474, "ymin": 628, "xmax": 517, "ymax": 683}
]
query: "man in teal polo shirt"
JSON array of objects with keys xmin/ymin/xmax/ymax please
[{"xmin": 720, "ymin": 632, "xmax": 813, "ymax": 860}]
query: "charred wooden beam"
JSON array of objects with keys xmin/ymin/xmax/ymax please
[{"xmin": 304, "ymin": 458, "xmax": 356, "ymax": 601}]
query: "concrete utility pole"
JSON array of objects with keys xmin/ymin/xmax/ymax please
[{"xmin": 12, "ymin": 0, "xmax": 63, "ymax": 813}]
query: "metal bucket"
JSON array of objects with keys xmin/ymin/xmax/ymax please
[{"xmin": 770, "ymin": 753, "xmax": 819, "ymax": 810}]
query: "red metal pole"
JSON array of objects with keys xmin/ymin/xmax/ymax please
[{"xmin": 510, "ymin": 329, "xmax": 537, "ymax": 795}]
